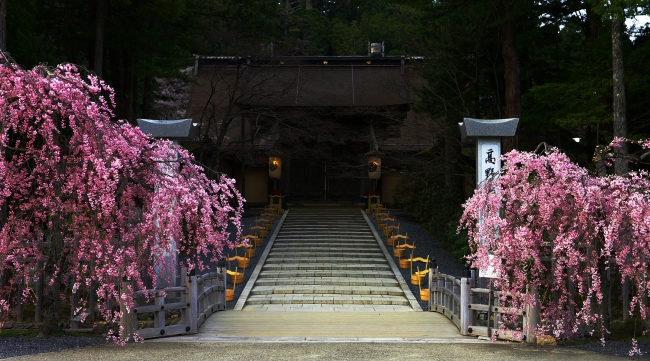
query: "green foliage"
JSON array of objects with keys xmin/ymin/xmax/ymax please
[
  {"xmin": 394, "ymin": 164, "xmax": 469, "ymax": 261},
  {"xmin": 331, "ymin": 20, "xmax": 366, "ymax": 55}
]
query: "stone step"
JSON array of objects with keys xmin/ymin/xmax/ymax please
[
  {"xmin": 273, "ymin": 238, "xmax": 379, "ymax": 247},
  {"xmin": 278, "ymin": 229, "xmax": 373, "ymax": 238},
  {"xmin": 245, "ymin": 294, "xmax": 411, "ymax": 306},
  {"xmin": 256, "ymin": 270, "xmax": 396, "ymax": 279},
  {"xmin": 284, "ymin": 219, "xmax": 361, "ymax": 223},
  {"xmin": 274, "ymin": 238, "xmax": 377, "ymax": 242},
  {"xmin": 271, "ymin": 243, "xmax": 383, "ymax": 250},
  {"xmin": 273, "ymin": 238, "xmax": 377, "ymax": 243},
  {"xmin": 277, "ymin": 233, "xmax": 375, "ymax": 237},
  {"xmin": 271, "ymin": 244, "xmax": 379, "ymax": 250},
  {"xmin": 264, "ymin": 257, "xmax": 389, "ymax": 265},
  {"xmin": 250, "ymin": 285, "xmax": 405, "ymax": 296},
  {"xmin": 254, "ymin": 277, "xmax": 400, "ymax": 287},
  {"xmin": 240, "ymin": 304, "xmax": 415, "ymax": 312},
  {"xmin": 262, "ymin": 263, "xmax": 391, "ymax": 271},
  {"xmin": 268, "ymin": 251, "xmax": 384, "ymax": 258}
]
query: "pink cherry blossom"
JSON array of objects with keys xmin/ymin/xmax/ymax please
[
  {"xmin": 460, "ymin": 141, "xmax": 650, "ymax": 340},
  {"xmin": 0, "ymin": 59, "xmax": 244, "ymax": 342}
]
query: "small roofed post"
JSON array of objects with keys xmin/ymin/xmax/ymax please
[
  {"xmin": 459, "ymin": 118, "xmax": 518, "ymax": 281},
  {"xmin": 137, "ymin": 119, "xmax": 199, "ymax": 286},
  {"xmin": 137, "ymin": 118, "xmax": 198, "ymax": 144},
  {"xmin": 458, "ymin": 118, "xmax": 518, "ymax": 189}
]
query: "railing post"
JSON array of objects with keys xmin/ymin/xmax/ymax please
[
  {"xmin": 428, "ymin": 269, "xmax": 433, "ymax": 311},
  {"xmin": 119, "ymin": 279, "xmax": 133, "ymax": 341},
  {"xmin": 186, "ymin": 270, "xmax": 198, "ymax": 334},
  {"xmin": 460, "ymin": 277, "xmax": 470, "ymax": 335},
  {"xmin": 179, "ymin": 267, "xmax": 188, "ymax": 329},
  {"xmin": 445, "ymin": 278, "xmax": 452, "ymax": 309},
  {"xmin": 526, "ymin": 284, "xmax": 540, "ymax": 344},
  {"xmin": 453, "ymin": 282, "xmax": 460, "ymax": 316},
  {"xmin": 432, "ymin": 268, "xmax": 439, "ymax": 309},
  {"xmin": 197, "ymin": 275, "xmax": 205, "ymax": 317},
  {"xmin": 217, "ymin": 260, "xmax": 226, "ymax": 311},
  {"xmin": 153, "ymin": 290, "xmax": 165, "ymax": 331}
]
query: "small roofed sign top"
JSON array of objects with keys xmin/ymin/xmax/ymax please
[
  {"xmin": 458, "ymin": 118, "xmax": 518, "ymax": 140},
  {"xmin": 137, "ymin": 118, "xmax": 198, "ymax": 140}
]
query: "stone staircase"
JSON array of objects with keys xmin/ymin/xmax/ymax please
[{"xmin": 236, "ymin": 208, "xmax": 419, "ymax": 311}]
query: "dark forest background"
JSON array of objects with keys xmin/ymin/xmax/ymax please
[{"xmin": 2, "ymin": 0, "xmax": 649, "ymax": 259}]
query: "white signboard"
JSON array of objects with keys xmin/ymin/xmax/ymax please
[
  {"xmin": 480, "ymin": 254, "xmax": 499, "ymax": 279},
  {"xmin": 476, "ymin": 137, "xmax": 501, "ymax": 187}
]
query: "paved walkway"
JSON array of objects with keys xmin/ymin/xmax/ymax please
[
  {"xmin": 7, "ymin": 341, "xmax": 621, "ymax": 360},
  {"xmin": 235, "ymin": 208, "xmax": 420, "ymax": 311},
  {"xmin": 166, "ymin": 311, "xmax": 466, "ymax": 342}
]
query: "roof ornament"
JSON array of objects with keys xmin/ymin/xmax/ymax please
[{"xmin": 368, "ymin": 42, "xmax": 385, "ymax": 57}]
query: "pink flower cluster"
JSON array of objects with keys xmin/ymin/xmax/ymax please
[
  {"xmin": 460, "ymin": 143, "xmax": 650, "ymax": 340},
  {"xmin": 0, "ymin": 61, "xmax": 244, "ymax": 340}
]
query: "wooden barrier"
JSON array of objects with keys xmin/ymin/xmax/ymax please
[
  {"xmin": 428, "ymin": 270, "xmax": 462, "ymax": 330},
  {"xmin": 119, "ymin": 266, "xmax": 227, "ymax": 341},
  {"xmin": 428, "ymin": 269, "xmax": 539, "ymax": 343}
]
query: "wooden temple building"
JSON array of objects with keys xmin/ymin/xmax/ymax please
[{"xmin": 185, "ymin": 54, "xmax": 431, "ymax": 206}]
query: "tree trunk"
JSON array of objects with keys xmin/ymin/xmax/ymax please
[
  {"xmin": 585, "ymin": 4, "xmax": 601, "ymax": 40},
  {"xmin": 110, "ymin": 49, "xmax": 125, "ymax": 120},
  {"xmin": 39, "ymin": 222, "xmax": 64, "ymax": 337},
  {"xmin": 305, "ymin": 0, "xmax": 312, "ymax": 10},
  {"xmin": 598, "ymin": 257, "xmax": 611, "ymax": 338},
  {"xmin": 123, "ymin": 52, "xmax": 135, "ymax": 124},
  {"xmin": 611, "ymin": 12, "xmax": 628, "ymax": 175},
  {"xmin": 141, "ymin": 75, "xmax": 153, "ymax": 118},
  {"xmin": 500, "ymin": 0, "xmax": 521, "ymax": 153},
  {"xmin": 0, "ymin": 0, "xmax": 6, "ymax": 52},
  {"xmin": 94, "ymin": 0, "xmax": 105, "ymax": 77}
]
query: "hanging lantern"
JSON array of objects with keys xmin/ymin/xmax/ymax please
[
  {"xmin": 269, "ymin": 157, "xmax": 281, "ymax": 179},
  {"xmin": 368, "ymin": 156, "xmax": 381, "ymax": 180}
]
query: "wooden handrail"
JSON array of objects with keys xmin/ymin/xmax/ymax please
[
  {"xmin": 119, "ymin": 267, "xmax": 227, "ymax": 341},
  {"xmin": 428, "ymin": 270, "xmax": 538, "ymax": 344}
]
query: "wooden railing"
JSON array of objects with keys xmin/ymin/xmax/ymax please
[
  {"xmin": 428, "ymin": 270, "xmax": 462, "ymax": 330},
  {"xmin": 428, "ymin": 269, "xmax": 540, "ymax": 343},
  {"xmin": 119, "ymin": 266, "xmax": 227, "ymax": 340}
]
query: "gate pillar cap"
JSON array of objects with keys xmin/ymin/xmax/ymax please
[{"xmin": 459, "ymin": 118, "xmax": 519, "ymax": 140}]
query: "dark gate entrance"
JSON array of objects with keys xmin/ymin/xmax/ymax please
[{"xmin": 290, "ymin": 162, "xmax": 360, "ymax": 202}]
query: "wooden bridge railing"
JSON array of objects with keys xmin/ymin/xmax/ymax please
[
  {"xmin": 428, "ymin": 269, "xmax": 540, "ymax": 343},
  {"xmin": 119, "ymin": 266, "xmax": 227, "ymax": 340}
]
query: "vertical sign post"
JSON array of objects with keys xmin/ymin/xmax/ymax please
[
  {"xmin": 459, "ymin": 118, "xmax": 518, "ymax": 188},
  {"xmin": 138, "ymin": 118, "xmax": 199, "ymax": 287},
  {"xmin": 459, "ymin": 118, "xmax": 518, "ymax": 279}
]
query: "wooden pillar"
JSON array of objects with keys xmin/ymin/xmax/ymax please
[
  {"xmin": 119, "ymin": 280, "xmax": 133, "ymax": 341},
  {"xmin": 34, "ymin": 262, "xmax": 43, "ymax": 322},
  {"xmin": 240, "ymin": 161, "xmax": 246, "ymax": 199},
  {"xmin": 16, "ymin": 278, "xmax": 24, "ymax": 322},
  {"xmin": 187, "ymin": 273, "xmax": 198, "ymax": 334},
  {"xmin": 153, "ymin": 290, "xmax": 165, "ymax": 331},
  {"xmin": 460, "ymin": 277, "xmax": 471, "ymax": 335},
  {"xmin": 284, "ymin": 156, "xmax": 291, "ymax": 198},
  {"xmin": 526, "ymin": 285, "xmax": 540, "ymax": 344},
  {"xmin": 88, "ymin": 260, "xmax": 96, "ymax": 322}
]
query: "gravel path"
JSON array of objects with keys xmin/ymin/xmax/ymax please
[
  {"xmin": 225, "ymin": 210, "xmax": 278, "ymax": 309},
  {"xmin": 368, "ymin": 210, "xmax": 464, "ymax": 311},
  {"xmin": 0, "ymin": 336, "xmax": 105, "ymax": 359}
]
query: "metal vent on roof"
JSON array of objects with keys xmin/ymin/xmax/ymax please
[{"xmin": 368, "ymin": 42, "xmax": 384, "ymax": 57}]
